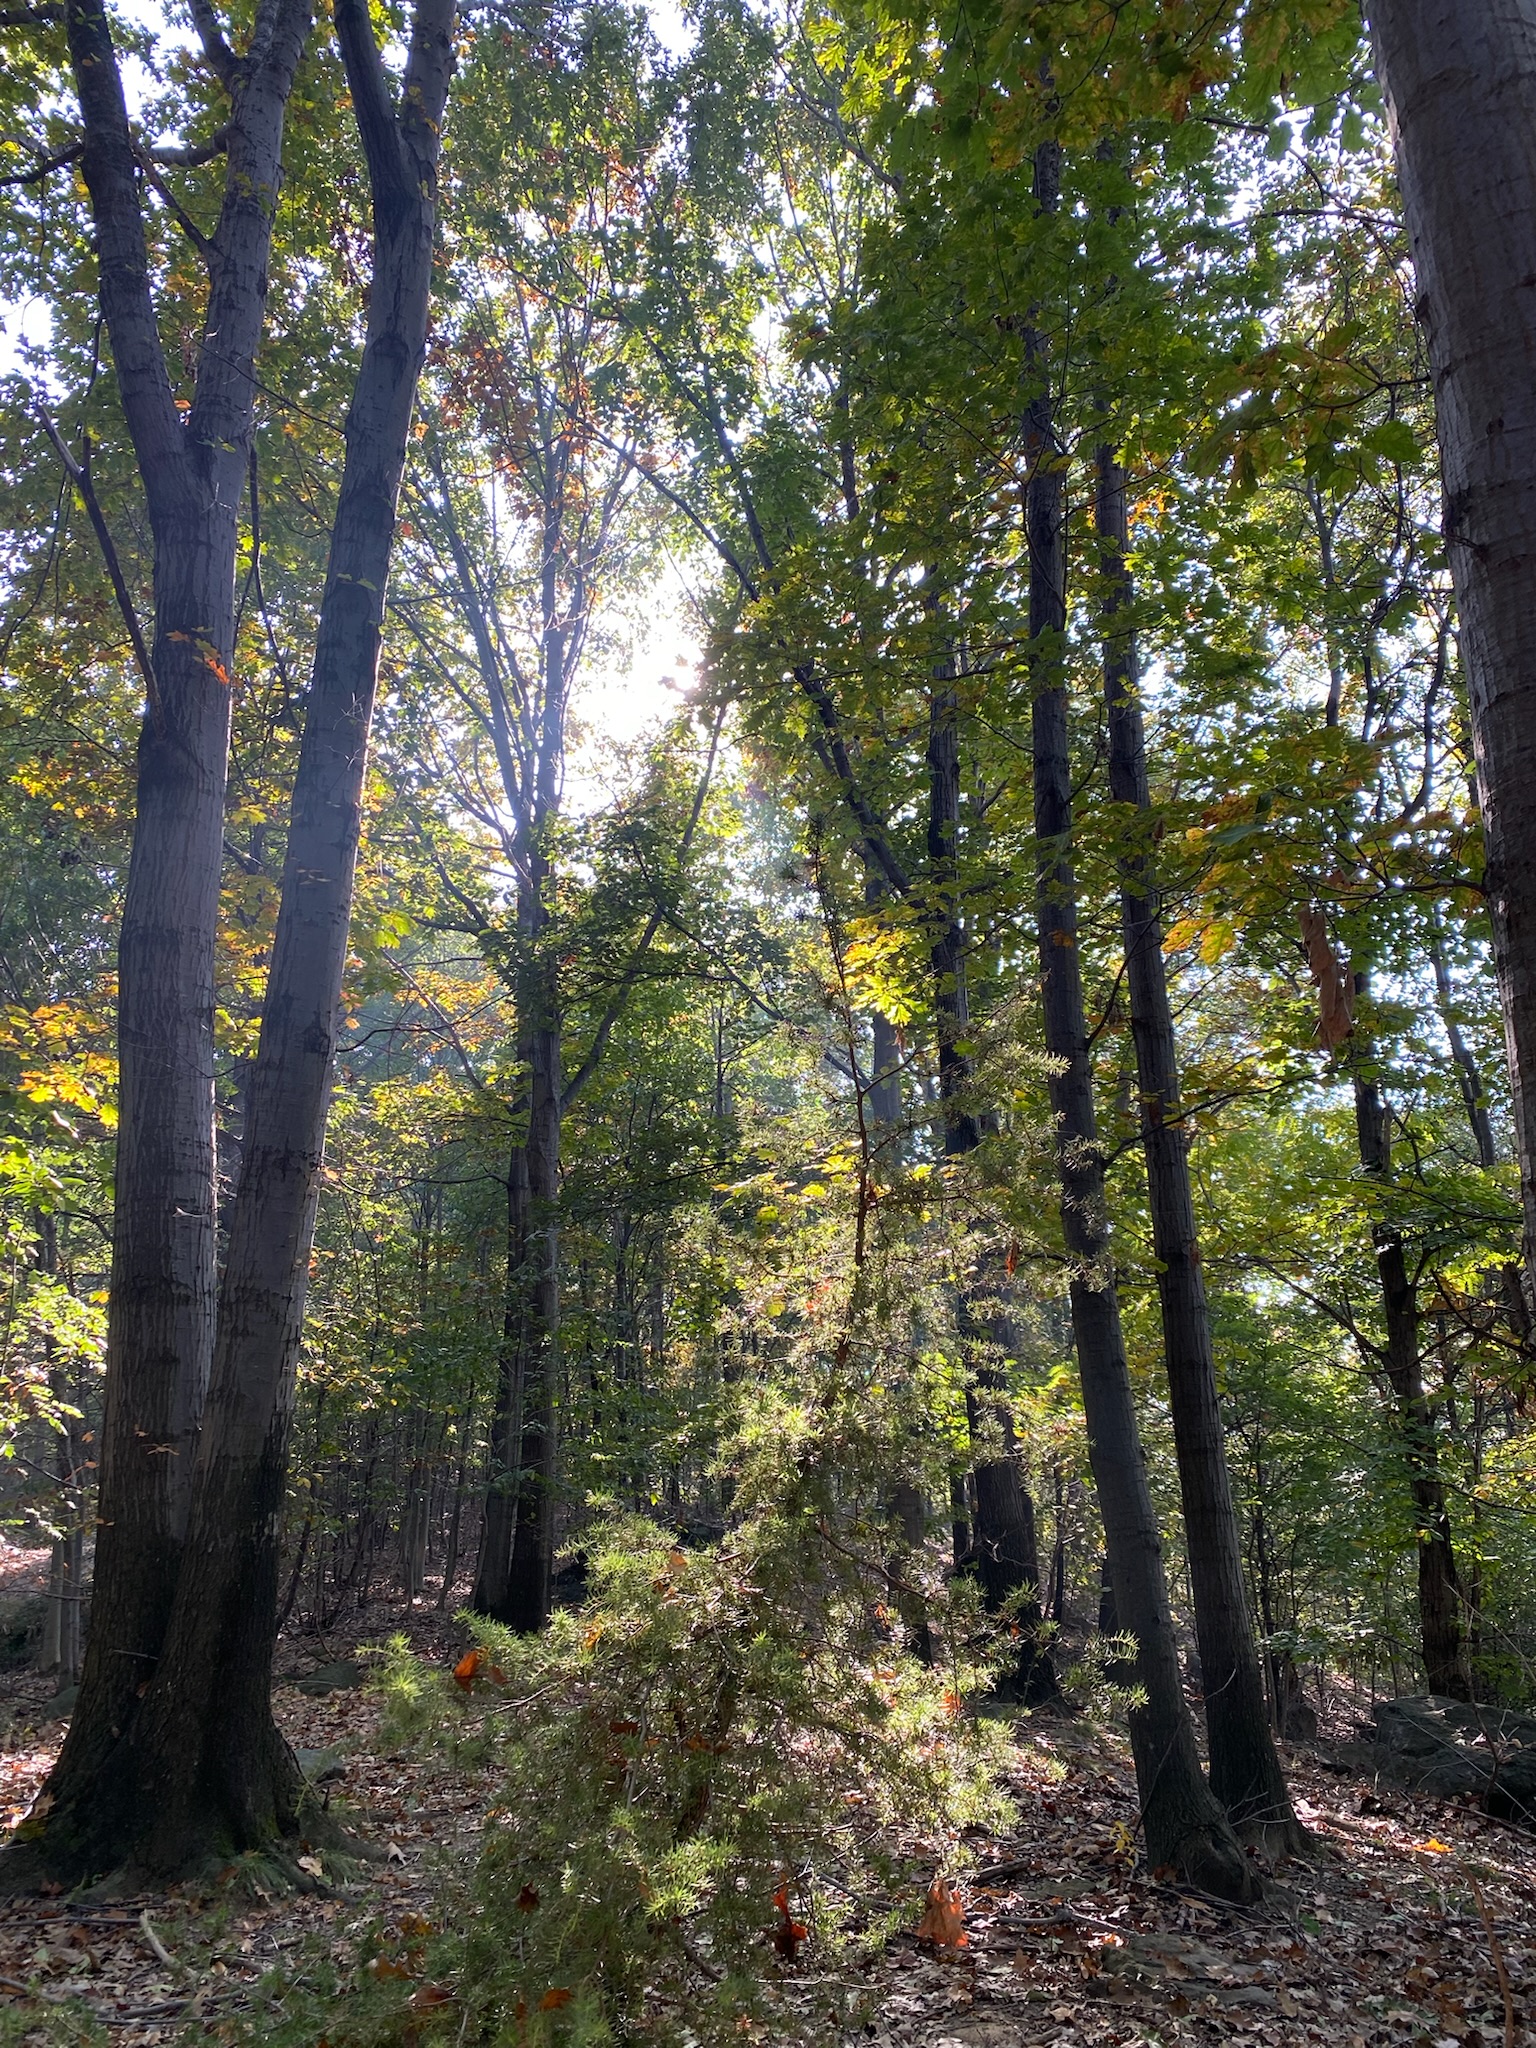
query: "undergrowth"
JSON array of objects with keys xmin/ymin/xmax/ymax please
[{"xmin": 346, "ymin": 1504, "xmax": 1013, "ymax": 2047}]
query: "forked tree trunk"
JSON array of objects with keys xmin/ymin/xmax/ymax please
[
  {"xmin": 14, "ymin": 0, "xmax": 314, "ymax": 1864},
  {"xmin": 1096, "ymin": 449, "xmax": 1301, "ymax": 1850},
  {"xmin": 1026, "ymin": 144, "xmax": 1248, "ymax": 1897},
  {"xmin": 22, "ymin": 0, "xmax": 454, "ymax": 1881},
  {"xmin": 1369, "ymin": 1, "xmax": 1536, "ymax": 1307}
]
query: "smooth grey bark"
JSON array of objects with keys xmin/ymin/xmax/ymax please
[
  {"xmin": 1097, "ymin": 448, "xmax": 1301, "ymax": 1849},
  {"xmin": 23, "ymin": 0, "xmax": 453, "ymax": 1881},
  {"xmin": 1369, "ymin": 0, "xmax": 1536, "ymax": 1303},
  {"xmin": 1027, "ymin": 146, "xmax": 1248, "ymax": 1895}
]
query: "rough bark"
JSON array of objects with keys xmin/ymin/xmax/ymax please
[
  {"xmin": 1027, "ymin": 149, "xmax": 1248, "ymax": 1895},
  {"xmin": 1369, "ymin": 0, "xmax": 1536, "ymax": 1304},
  {"xmin": 1096, "ymin": 449, "xmax": 1301, "ymax": 1849},
  {"xmin": 19, "ymin": 0, "xmax": 453, "ymax": 1882}
]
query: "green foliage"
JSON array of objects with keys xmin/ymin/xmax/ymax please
[{"xmin": 366, "ymin": 1511, "xmax": 1008, "ymax": 2046}]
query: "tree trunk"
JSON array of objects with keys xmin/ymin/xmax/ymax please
[
  {"xmin": 1026, "ymin": 151, "xmax": 1248, "ymax": 1895},
  {"xmin": 1369, "ymin": 0, "xmax": 1536, "ymax": 1306},
  {"xmin": 927, "ymin": 681, "xmax": 1055, "ymax": 1700},
  {"xmin": 20, "ymin": 0, "xmax": 453, "ymax": 1882},
  {"xmin": 502, "ymin": 981, "xmax": 562, "ymax": 1631},
  {"xmin": 12, "ymin": 0, "xmax": 314, "ymax": 1873},
  {"xmin": 1352, "ymin": 1053, "xmax": 1470, "ymax": 1699},
  {"xmin": 1096, "ymin": 449, "xmax": 1301, "ymax": 1849},
  {"xmin": 473, "ymin": 1143, "xmax": 533, "ymax": 1616}
]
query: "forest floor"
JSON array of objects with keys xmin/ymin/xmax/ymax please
[{"xmin": 0, "ymin": 1547, "xmax": 1531, "ymax": 2048}]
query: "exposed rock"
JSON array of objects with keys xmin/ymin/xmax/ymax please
[
  {"xmin": 1368, "ymin": 1694, "xmax": 1536, "ymax": 1821},
  {"xmin": 290, "ymin": 1660, "xmax": 366, "ymax": 1696}
]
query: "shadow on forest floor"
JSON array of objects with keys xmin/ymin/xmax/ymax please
[{"xmin": 0, "ymin": 1577, "xmax": 1531, "ymax": 2046}]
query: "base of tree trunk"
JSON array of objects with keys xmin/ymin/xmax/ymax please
[
  {"xmin": 0, "ymin": 1708, "xmax": 350, "ymax": 1893},
  {"xmin": 1159, "ymin": 1817, "xmax": 1260, "ymax": 1903}
]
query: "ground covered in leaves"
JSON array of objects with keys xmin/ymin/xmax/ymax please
[{"xmin": 0, "ymin": 1554, "xmax": 1530, "ymax": 2048}]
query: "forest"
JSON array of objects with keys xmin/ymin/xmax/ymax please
[{"xmin": 0, "ymin": 0, "xmax": 1535, "ymax": 2041}]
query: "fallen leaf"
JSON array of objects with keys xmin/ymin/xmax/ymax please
[
  {"xmin": 539, "ymin": 1987, "xmax": 573, "ymax": 2010},
  {"xmin": 914, "ymin": 1878, "xmax": 968, "ymax": 1949},
  {"xmin": 772, "ymin": 1881, "xmax": 808, "ymax": 1959},
  {"xmin": 453, "ymin": 1649, "xmax": 481, "ymax": 1691}
]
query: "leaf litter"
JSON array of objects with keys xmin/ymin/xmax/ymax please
[{"xmin": 0, "ymin": 1608, "xmax": 1531, "ymax": 2047}]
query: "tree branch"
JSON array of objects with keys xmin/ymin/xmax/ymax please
[
  {"xmin": 145, "ymin": 123, "xmax": 229, "ymax": 167},
  {"xmin": 332, "ymin": 0, "xmax": 409, "ymax": 213},
  {"xmin": 186, "ymin": 0, "xmax": 238, "ymax": 90},
  {"xmin": 63, "ymin": 0, "xmax": 189, "ymax": 517},
  {"xmin": 0, "ymin": 138, "xmax": 82, "ymax": 185},
  {"xmin": 37, "ymin": 408, "xmax": 163, "ymax": 730}
]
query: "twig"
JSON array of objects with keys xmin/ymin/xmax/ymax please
[
  {"xmin": 1464, "ymin": 1870, "xmax": 1516, "ymax": 2048},
  {"xmin": 0, "ymin": 1971, "xmax": 73, "ymax": 2006},
  {"xmin": 139, "ymin": 1908, "xmax": 185, "ymax": 1976}
]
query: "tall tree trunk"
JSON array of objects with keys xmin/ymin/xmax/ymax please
[
  {"xmin": 1096, "ymin": 449, "xmax": 1301, "ymax": 1849},
  {"xmin": 22, "ymin": 0, "xmax": 453, "ymax": 1881},
  {"xmin": 927, "ymin": 682, "xmax": 1055, "ymax": 1700},
  {"xmin": 500, "ymin": 959, "xmax": 562, "ymax": 1632},
  {"xmin": 1352, "ymin": 1046, "xmax": 1470, "ymax": 1699},
  {"xmin": 1369, "ymin": 1, "xmax": 1536, "ymax": 1307},
  {"xmin": 15, "ymin": 0, "xmax": 314, "ymax": 1866},
  {"xmin": 473, "ymin": 1143, "xmax": 533, "ymax": 1616},
  {"xmin": 1026, "ymin": 147, "xmax": 1248, "ymax": 1896}
]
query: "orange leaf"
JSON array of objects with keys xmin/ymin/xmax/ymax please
[
  {"xmin": 539, "ymin": 1987, "xmax": 574, "ymax": 2010},
  {"xmin": 409, "ymin": 1985, "xmax": 455, "ymax": 2012},
  {"xmin": 914, "ymin": 1878, "xmax": 968, "ymax": 1949},
  {"xmin": 772, "ymin": 1881, "xmax": 808, "ymax": 1959},
  {"xmin": 369, "ymin": 1955, "xmax": 415, "ymax": 1981},
  {"xmin": 453, "ymin": 1648, "xmax": 481, "ymax": 1691}
]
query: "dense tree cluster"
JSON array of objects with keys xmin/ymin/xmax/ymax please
[{"xmin": 0, "ymin": 0, "xmax": 1533, "ymax": 1970}]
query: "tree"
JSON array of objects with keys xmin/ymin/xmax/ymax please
[
  {"xmin": 5, "ymin": 0, "xmax": 454, "ymax": 1882},
  {"xmin": 1368, "ymin": 2, "xmax": 1536, "ymax": 1308}
]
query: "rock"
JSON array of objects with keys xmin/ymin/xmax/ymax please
[
  {"xmin": 296, "ymin": 1746, "xmax": 345, "ymax": 1785},
  {"xmin": 1370, "ymin": 1695, "xmax": 1536, "ymax": 1821},
  {"xmin": 291, "ymin": 1660, "xmax": 366, "ymax": 1696}
]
